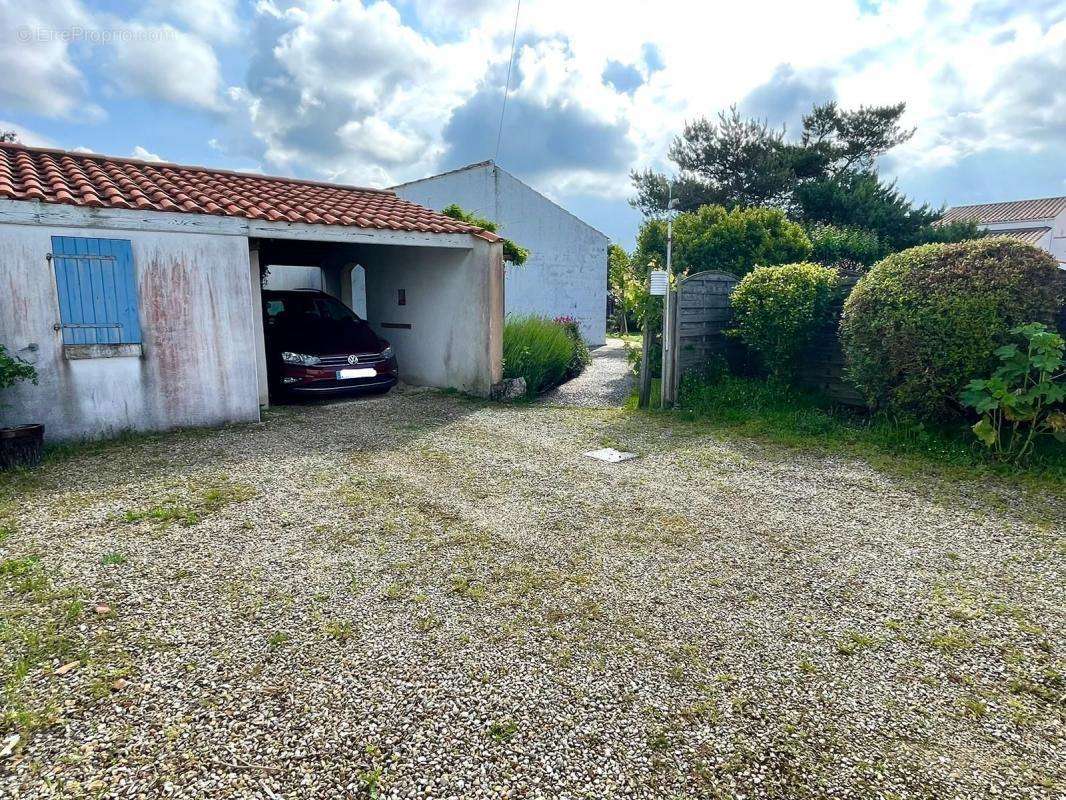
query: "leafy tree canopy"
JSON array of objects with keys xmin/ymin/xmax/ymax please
[
  {"xmin": 441, "ymin": 203, "xmax": 529, "ymax": 265},
  {"xmin": 631, "ymin": 101, "xmax": 978, "ymax": 255},
  {"xmin": 633, "ymin": 205, "xmax": 811, "ymax": 281}
]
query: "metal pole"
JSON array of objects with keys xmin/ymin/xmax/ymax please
[{"xmin": 660, "ymin": 189, "xmax": 675, "ymax": 408}]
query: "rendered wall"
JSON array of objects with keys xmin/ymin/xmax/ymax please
[
  {"xmin": 321, "ymin": 238, "xmax": 503, "ymax": 395},
  {"xmin": 0, "ymin": 222, "xmax": 260, "ymax": 440},
  {"xmin": 395, "ymin": 165, "xmax": 609, "ymax": 345}
]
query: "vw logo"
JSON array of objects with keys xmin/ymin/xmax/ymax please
[{"xmin": 347, "ymin": 355, "xmax": 358, "ymax": 365}]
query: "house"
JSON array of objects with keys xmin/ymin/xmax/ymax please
[
  {"xmin": 940, "ymin": 196, "xmax": 1066, "ymax": 266},
  {"xmin": 393, "ymin": 161, "xmax": 609, "ymax": 346},
  {"xmin": 0, "ymin": 143, "xmax": 504, "ymax": 441}
]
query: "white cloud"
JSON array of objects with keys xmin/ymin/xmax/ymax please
[
  {"xmin": 147, "ymin": 0, "xmax": 240, "ymax": 42},
  {"xmin": 131, "ymin": 146, "xmax": 165, "ymax": 162},
  {"xmin": 0, "ymin": 0, "xmax": 104, "ymax": 121},
  {"xmin": 1, "ymin": 0, "xmax": 1062, "ymax": 216},
  {"xmin": 106, "ymin": 23, "xmax": 225, "ymax": 111}
]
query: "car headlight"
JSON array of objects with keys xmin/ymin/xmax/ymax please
[
  {"xmin": 281, "ymin": 351, "xmax": 320, "ymax": 366},
  {"xmin": 381, "ymin": 345, "xmax": 394, "ymax": 359}
]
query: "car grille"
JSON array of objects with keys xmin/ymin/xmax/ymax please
[{"xmin": 317, "ymin": 353, "xmax": 384, "ymax": 367}]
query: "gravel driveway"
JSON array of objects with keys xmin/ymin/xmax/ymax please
[
  {"xmin": 2, "ymin": 391, "xmax": 1063, "ymax": 799},
  {"xmin": 540, "ymin": 338, "xmax": 633, "ymax": 407}
]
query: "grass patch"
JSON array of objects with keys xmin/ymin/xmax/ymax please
[
  {"xmin": 665, "ymin": 374, "xmax": 1066, "ymax": 485},
  {"xmin": 0, "ymin": 554, "xmax": 117, "ymax": 739},
  {"xmin": 123, "ymin": 477, "xmax": 256, "ymax": 527}
]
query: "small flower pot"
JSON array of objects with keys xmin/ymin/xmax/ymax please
[{"xmin": 0, "ymin": 424, "xmax": 44, "ymax": 470}]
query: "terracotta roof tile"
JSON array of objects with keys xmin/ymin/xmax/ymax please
[{"xmin": 0, "ymin": 143, "xmax": 501, "ymax": 243}]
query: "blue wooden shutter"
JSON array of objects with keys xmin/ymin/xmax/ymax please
[{"xmin": 51, "ymin": 237, "xmax": 141, "ymax": 345}]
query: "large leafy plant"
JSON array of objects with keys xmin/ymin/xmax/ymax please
[{"xmin": 960, "ymin": 323, "xmax": 1066, "ymax": 464}]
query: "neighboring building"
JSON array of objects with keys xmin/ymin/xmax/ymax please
[
  {"xmin": 0, "ymin": 143, "xmax": 504, "ymax": 441},
  {"xmin": 393, "ymin": 161, "xmax": 609, "ymax": 346},
  {"xmin": 940, "ymin": 196, "xmax": 1066, "ymax": 266}
]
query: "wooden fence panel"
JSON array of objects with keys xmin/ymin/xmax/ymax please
[{"xmin": 674, "ymin": 270, "xmax": 740, "ymax": 382}]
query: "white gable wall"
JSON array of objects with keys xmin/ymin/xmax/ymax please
[
  {"xmin": 395, "ymin": 164, "xmax": 608, "ymax": 345},
  {"xmin": 979, "ymin": 209, "xmax": 1066, "ymax": 267}
]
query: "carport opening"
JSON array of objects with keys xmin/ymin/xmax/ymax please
[{"xmin": 252, "ymin": 237, "xmax": 492, "ymax": 403}]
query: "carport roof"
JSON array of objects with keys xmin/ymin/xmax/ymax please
[{"xmin": 0, "ymin": 143, "xmax": 501, "ymax": 242}]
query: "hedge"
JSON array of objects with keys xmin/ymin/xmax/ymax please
[
  {"xmin": 730, "ymin": 262, "xmax": 842, "ymax": 380},
  {"xmin": 840, "ymin": 237, "xmax": 1066, "ymax": 420}
]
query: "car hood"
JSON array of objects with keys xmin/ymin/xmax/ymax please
[{"xmin": 270, "ymin": 318, "xmax": 384, "ymax": 356}]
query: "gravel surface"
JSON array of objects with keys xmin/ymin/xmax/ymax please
[
  {"xmin": 1, "ymin": 390, "xmax": 1063, "ymax": 799},
  {"xmin": 540, "ymin": 339, "xmax": 633, "ymax": 407}
]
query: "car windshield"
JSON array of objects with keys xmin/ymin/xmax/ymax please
[{"xmin": 265, "ymin": 294, "xmax": 360, "ymax": 325}]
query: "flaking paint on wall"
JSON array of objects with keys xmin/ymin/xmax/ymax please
[{"xmin": 0, "ymin": 222, "xmax": 260, "ymax": 440}]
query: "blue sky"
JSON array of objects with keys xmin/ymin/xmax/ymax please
[{"xmin": 1, "ymin": 0, "xmax": 1063, "ymax": 249}]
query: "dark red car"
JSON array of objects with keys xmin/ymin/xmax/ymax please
[{"xmin": 262, "ymin": 289, "xmax": 398, "ymax": 397}]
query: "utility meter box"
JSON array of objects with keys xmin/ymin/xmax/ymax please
[{"xmin": 649, "ymin": 269, "xmax": 668, "ymax": 296}]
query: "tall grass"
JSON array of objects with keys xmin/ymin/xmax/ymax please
[
  {"xmin": 503, "ymin": 316, "xmax": 575, "ymax": 398},
  {"xmin": 675, "ymin": 372, "xmax": 1066, "ymax": 482}
]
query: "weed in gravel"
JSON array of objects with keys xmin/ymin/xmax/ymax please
[
  {"xmin": 358, "ymin": 766, "xmax": 384, "ymax": 799},
  {"xmin": 323, "ymin": 620, "xmax": 354, "ymax": 643},
  {"xmin": 836, "ymin": 631, "xmax": 877, "ymax": 655},
  {"xmin": 0, "ymin": 558, "xmax": 108, "ymax": 738},
  {"xmin": 647, "ymin": 728, "xmax": 670, "ymax": 752},
  {"xmin": 959, "ymin": 696, "xmax": 988, "ymax": 718},
  {"xmin": 798, "ymin": 658, "xmax": 818, "ymax": 675},
  {"xmin": 267, "ymin": 632, "xmax": 290, "ymax": 648},
  {"xmin": 450, "ymin": 574, "xmax": 487, "ymax": 601},
  {"xmin": 488, "ymin": 719, "xmax": 518, "ymax": 741},
  {"xmin": 415, "ymin": 614, "xmax": 440, "ymax": 633},
  {"xmin": 929, "ymin": 629, "xmax": 972, "ymax": 654},
  {"xmin": 100, "ymin": 552, "xmax": 127, "ymax": 566}
]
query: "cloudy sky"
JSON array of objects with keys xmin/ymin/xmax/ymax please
[{"xmin": 1, "ymin": 0, "xmax": 1063, "ymax": 247}]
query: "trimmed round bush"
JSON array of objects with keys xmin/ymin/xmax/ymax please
[
  {"xmin": 503, "ymin": 315, "xmax": 576, "ymax": 397},
  {"xmin": 730, "ymin": 262, "xmax": 842, "ymax": 380},
  {"xmin": 840, "ymin": 237, "xmax": 1066, "ymax": 420}
]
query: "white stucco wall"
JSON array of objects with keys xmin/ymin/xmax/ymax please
[
  {"xmin": 264, "ymin": 264, "xmax": 323, "ymax": 291},
  {"xmin": 0, "ymin": 222, "xmax": 261, "ymax": 440},
  {"xmin": 394, "ymin": 163, "xmax": 609, "ymax": 345},
  {"xmin": 981, "ymin": 210, "xmax": 1066, "ymax": 267},
  {"xmin": 321, "ymin": 239, "xmax": 504, "ymax": 395}
]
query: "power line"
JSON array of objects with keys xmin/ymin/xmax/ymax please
[{"xmin": 494, "ymin": 0, "xmax": 521, "ymax": 164}]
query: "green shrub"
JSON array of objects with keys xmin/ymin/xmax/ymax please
[
  {"xmin": 0, "ymin": 343, "xmax": 37, "ymax": 406},
  {"xmin": 841, "ymin": 237, "xmax": 1066, "ymax": 420},
  {"xmin": 807, "ymin": 224, "xmax": 884, "ymax": 267},
  {"xmin": 633, "ymin": 205, "xmax": 812, "ymax": 280},
  {"xmin": 552, "ymin": 316, "xmax": 592, "ymax": 379},
  {"xmin": 502, "ymin": 316, "xmax": 576, "ymax": 397},
  {"xmin": 730, "ymin": 262, "xmax": 842, "ymax": 380},
  {"xmin": 441, "ymin": 204, "xmax": 529, "ymax": 265}
]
